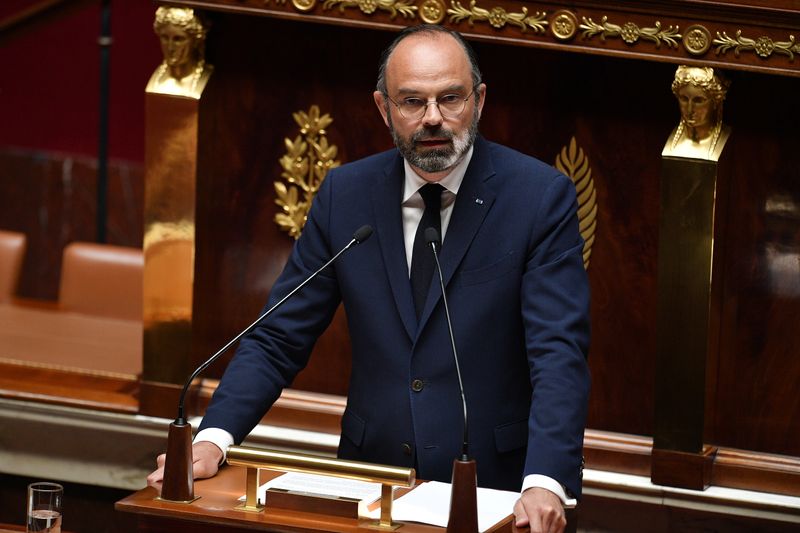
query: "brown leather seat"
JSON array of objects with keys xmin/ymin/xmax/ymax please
[
  {"xmin": 59, "ymin": 242, "xmax": 143, "ymax": 321},
  {"xmin": 0, "ymin": 229, "xmax": 26, "ymax": 303}
]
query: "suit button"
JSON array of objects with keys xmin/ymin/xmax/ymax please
[
  {"xmin": 401, "ymin": 443, "xmax": 412, "ymax": 456},
  {"xmin": 411, "ymin": 379, "xmax": 424, "ymax": 392}
]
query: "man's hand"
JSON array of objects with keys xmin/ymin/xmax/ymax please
[
  {"xmin": 146, "ymin": 441, "xmax": 224, "ymax": 493},
  {"xmin": 513, "ymin": 487, "xmax": 566, "ymax": 533}
]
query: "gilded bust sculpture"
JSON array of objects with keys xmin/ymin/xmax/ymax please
[
  {"xmin": 663, "ymin": 66, "xmax": 731, "ymax": 161},
  {"xmin": 146, "ymin": 7, "xmax": 212, "ymax": 99}
]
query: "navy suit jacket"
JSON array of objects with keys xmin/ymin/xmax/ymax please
[{"xmin": 200, "ymin": 136, "xmax": 591, "ymax": 496}]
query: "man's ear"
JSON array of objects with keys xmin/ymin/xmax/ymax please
[
  {"xmin": 475, "ymin": 83, "xmax": 487, "ymax": 119},
  {"xmin": 374, "ymin": 91, "xmax": 390, "ymax": 128}
]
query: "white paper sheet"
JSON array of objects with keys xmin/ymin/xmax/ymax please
[
  {"xmin": 367, "ymin": 481, "xmax": 518, "ymax": 532},
  {"xmin": 239, "ymin": 471, "xmax": 382, "ymax": 508}
]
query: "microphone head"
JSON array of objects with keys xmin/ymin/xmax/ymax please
[
  {"xmin": 353, "ymin": 225, "xmax": 373, "ymax": 244},
  {"xmin": 425, "ymin": 227, "xmax": 440, "ymax": 246}
]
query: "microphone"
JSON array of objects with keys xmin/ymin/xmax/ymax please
[
  {"xmin": 425, "ymin": 227, "xmax": 477, "ymax": 532},
  {"xmin": 425, "ymin": 227, "xmax": 468, "ymax": 460},
  {"xmin": 160, "ymin": 224, "xmax": 373, "ymax": 503}
]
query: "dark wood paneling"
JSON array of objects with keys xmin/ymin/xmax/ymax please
[
  {"xmin": 713, "ymin": 69, "xmax": 800, "ymax": 457},
  {"xmin": 191, "ymin": 16, "xmax": 393, "ymax": 393},
  {"xmin": 577, "ymin": 493, "xmax": 800, "ymax": 533},
  {"xmin": 0, "ymin": 149, "xmax": 143, "ymax": 300}
]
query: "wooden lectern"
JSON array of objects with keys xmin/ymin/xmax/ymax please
[{"xmin": 115, "ymin": 466, "xmax": 517, "ymax": 532}]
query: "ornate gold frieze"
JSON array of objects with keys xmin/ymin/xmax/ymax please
[
  {"xmin": 682, "ymin": 24, "xmax": 711, "ymax": 55},
  {"xmin": 419, "ymin": 0, "xmax": 445, "ymax": 24},
  {"xmin": 714, "ymin": 30, "xmax": 800, "ymax": 60},
  {"xmin": 243, "ymin": 1, "xmax": 798, "ymax": 71},
  {"xmin": 550, "ymin": 10, "xmax": 577, "ymax": 41},
  {"xmin": 274, "ymin": 106, "xmax": 341, "ymax": 239},
  {"xmin": 554, "ymin": 137, "xmax": 597, "ymax": 269},
  {"xmin": 580, "ymin": 16, "xmax": 680, "ymax": 49},
  {"xmin": 292, "ymin": 0, "xmax": 316, "ymax": 12},
  {"xmin": 447, "ymin": 1, "xmax": 547, "ymax": 32},
  {"xmin": 322, "ymin": 0, "xmax": 418, "ymax": 19}
]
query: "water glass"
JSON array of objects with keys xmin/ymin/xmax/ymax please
[{"xmin": 27, "ymin": 482, "xmax": 63, "ymax": 533}]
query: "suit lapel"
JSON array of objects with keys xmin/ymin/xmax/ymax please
[
  {"xmin": 372, "ymin": 154, "xmax": 417, "ymax": 341},
  {"xmin": 417, "ymin": 137, "xmax": 497, "ymax": 332}
]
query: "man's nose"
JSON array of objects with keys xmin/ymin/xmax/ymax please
[{"xmin": 422, "ymin": 102, "xmax": 444, "ymax": 127}]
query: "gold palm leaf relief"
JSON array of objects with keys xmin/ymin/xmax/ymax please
[{"xmin": 554, "ymin": 136, "xmax": 598, "ymax": 269}]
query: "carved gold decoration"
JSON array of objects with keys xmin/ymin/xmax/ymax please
[
  {"xmin": 447, "ymin": 1, "xmax": 547, "ymax": 33},
  {"xmin": 419, "ymin": 0, "xmax": 446, "ymax": 24},
  {"xmin": 147, "ymin": 7, "xmax": 213, "ymax": 99},
  {"xmin": 683, "ymin": 24, "xmax": 711, "ymax": 55},
  {"xmin": 322, "ymin": 0, "xmax": 417, "ymax": 19},
  {"xmin": 555, "ymin": 137, "xmax": 597, "ymax": 269},
  {"xmin": 274, "ymin": 106, "xmax": 341, "ymax": 239},
  {"xmin": 664, "ymin": 65, "xmax": 731, "ymax": 162},
  {"xmin": 580, "ymin": 16, "xmax": 680, "ymax": 48},
  {"xmin": 714, "ymin": 30, "xmax": 799, "ymax": 60},
  {"xmin": 551, "ymin": 10, "xmax": 578, "ymax": 41},
  {"xmin": 292, "ymin": 0, "xmax": 316, "ymax": 12}
]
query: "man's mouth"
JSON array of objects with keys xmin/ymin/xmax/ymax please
[{"xmin": 416, "ymin": 138, "xmax": 450, "ymax": 148}]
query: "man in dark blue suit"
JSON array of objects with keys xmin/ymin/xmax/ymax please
[{"xmin": 149, "ymin": 25, "xmax": 589, "ymax": 533}]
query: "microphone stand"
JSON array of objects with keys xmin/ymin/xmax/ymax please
[
  {"xmin": 426, "ymin": 228, "xmax": 478, "ymax": 532},
  {"xmin": 159, "ymin": 225, "xmax": 373, "ymax": 502}
]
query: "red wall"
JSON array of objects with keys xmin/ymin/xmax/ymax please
[{"xmin": 0, "ymin": 0, "xmax": 160, "ymax": 162}]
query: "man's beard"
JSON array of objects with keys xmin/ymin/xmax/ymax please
[{"xmin": 389, "ymin": 107, "xmax": 480, "ymax": 173}]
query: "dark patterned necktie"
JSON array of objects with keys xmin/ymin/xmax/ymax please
[{"xmin": 411, "ymin": 183, "xmax": 443, "ymax": 319}]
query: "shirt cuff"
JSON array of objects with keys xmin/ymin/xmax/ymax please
[
  {"xmin": 193, "ymin": 427, "xmax": 234, "ymax": 465},
  {"xmin": 521, "ymin": 474, "xmax": 577, "ymax": 509}
]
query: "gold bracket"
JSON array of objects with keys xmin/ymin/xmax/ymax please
[{"xmin": 234, "ymin": 466, "xmax": 265, "ymax": 512}]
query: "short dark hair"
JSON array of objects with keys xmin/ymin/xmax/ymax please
[{"xmin": 376, "ymin": 25, "xmax": 482, "ymax": 95}]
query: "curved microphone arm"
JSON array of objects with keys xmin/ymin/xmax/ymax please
[{"xmin": 174, "ymin": 225, "xmax": 373, "ymax": 424}]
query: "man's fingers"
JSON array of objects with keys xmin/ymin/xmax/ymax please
[
  {"xmin": 513, "ymin": 498, "xmax": 530, "ymax": 527},
  {"xmin": 146, "ymin": 466, "xmax": 165, "ymax": 490},
  {"xmin": 192, "ymin": 455, "xmax": 219, "ymax": 479},
  {"xmin": 514, "ymin": 488, "xmax": 566, "ymax": 533}
]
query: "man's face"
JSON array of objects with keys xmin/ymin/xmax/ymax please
[
  {"xmin": 374, "ymin": 34, "xmax": 486, "ymax": 179},
  {"xmin": 677, "ymin": 83, "xmax": 713, "ymax": 129}
]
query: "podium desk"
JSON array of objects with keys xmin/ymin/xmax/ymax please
[{"xmin": 116, "ymin": 466, "xmax": 517, "ymax": 532}]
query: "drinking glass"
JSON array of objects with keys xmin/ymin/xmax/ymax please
[{"xmin": 27, "ymin": 482, "xmax": 63, "ymax": 533}]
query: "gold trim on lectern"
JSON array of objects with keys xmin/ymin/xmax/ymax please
[{"xmin": 227, "ymin": 446, "xmax": 415, "ymax": 529}]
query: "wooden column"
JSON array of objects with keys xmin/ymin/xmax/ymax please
[
  {"xmin": 652, "ymin": 142, "xmax": 731, "ymax": 490},
  {"xmin": 139, "ymin": 92, "xmax": 201, "ymax": 418}
]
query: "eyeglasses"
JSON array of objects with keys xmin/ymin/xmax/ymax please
[{"xmin": 386, "ymin": 88, "xmax": 477, "ymax": 120}]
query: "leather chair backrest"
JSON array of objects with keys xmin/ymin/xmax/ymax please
[
  {"xmin": 59, "ymin": 242, "xmax": 143, "ymax": 321},
  {"xmin": 0, "ymin": 230, "xmax": 26, "ymax": 302}
]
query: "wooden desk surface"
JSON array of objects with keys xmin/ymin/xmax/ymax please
[
  {"xmin": 0, "ymin": 303, "xmax": 142, "ymax": 376},
  {"xmin": 116, "ymin": 466, "xmax": 515, "ymax": 532}
]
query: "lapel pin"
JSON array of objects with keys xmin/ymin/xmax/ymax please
[{"xmin": 474, "ymin": 198, "xmax": 484, "ymax": 205}]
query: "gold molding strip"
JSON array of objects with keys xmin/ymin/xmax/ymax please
[
  {"xmin": 555, "ymin": 137, "xmax": 597, "ymax": 270},
  {"xmin": 274, "ymin": 106, "xmax": 341, "ymax": 239},
  {"xmin": 322, "ymin": 0, "xmax": 418, "ymax": 19},
  {"xmin": 447, "ymin": 1, "xmax": 547, "ymax": 33},
  {"xmin": 580, "ymin": 16, "xmax": 680, "ymax": 49},
  {"xmin": 714, "ymin": 30, "xmax": 800, "ymax": 60}
]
